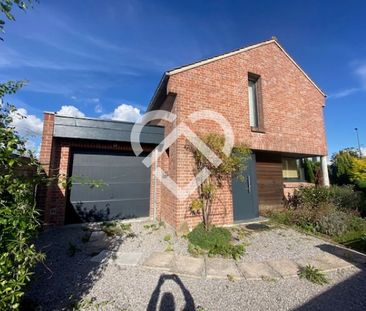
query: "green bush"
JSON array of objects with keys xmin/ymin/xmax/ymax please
[
  {"xmin": 187, "ymin": 223, "xmax": 245, "ymax": 259},
  {"xmin": 1, "ymin": 93, "xmax": 44, "ymax": 309},
  {"xmin": 288, "ymin": 185, "xmax": 365, "ymax": 214},
  {"xmin": 271, "ymin": 184, "xmax": 366, "ymax": 253},
  {"xmin": 315, "ymin": 209, "xmax": 351, "ymax": 237}
]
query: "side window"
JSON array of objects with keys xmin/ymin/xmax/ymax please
[{"xmin": 248, "ymin": 73, "xmax": 264, "ymax": 131}]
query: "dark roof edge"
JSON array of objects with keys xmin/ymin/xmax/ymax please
[
  {"xmin": 53, "ymin": 114, "xmax": 164, "ymax": 129},
  {"xmin": 146, "ymin": 74, "xmax": 169, "ymax": 112}
]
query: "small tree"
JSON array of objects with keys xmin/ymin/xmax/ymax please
[
  {"xmin": 187, "ymin": 134, "xmax": 250, "ymax": 230},
  {"xmin": 330, "ymin": 149, "xmax": 356, "ymax": 185}
]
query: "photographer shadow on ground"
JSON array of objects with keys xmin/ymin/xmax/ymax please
[{"xmin": 147, "ymin": 274, "xmax": 196, "ymax": 311}]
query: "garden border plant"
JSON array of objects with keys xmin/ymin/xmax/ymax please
[
  {"xmin": 270, "ymin": 185, "xmax": 366, "ymax": 253},
  {"xmin": 186, "ymin": 134, "xmax": 250, "ymax": 259}
]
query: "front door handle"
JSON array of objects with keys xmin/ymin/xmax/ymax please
[{"xmin": 247, "ymin": 175, "xmax": 251, "ymax": 193}]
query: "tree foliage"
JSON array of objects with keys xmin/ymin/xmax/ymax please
[
  {"xmin": 0, "ymin": 83, "xmax": 44, "ymax": 309},
  {"xmin": 304, "ymin": 159, "xmax": 315, "ymax": 184},
  {"xmin": 349, "ymin": 157, "xmax": 366, "ymax": 190},
  {"xmin": 0, "ymin": 0, "xmax": 36, "ymax": 39},
  {"xmin": 330, "ymin": 149, "xmax": 356, "ymax": 185},
  {"xmin": 187, "ymin": 134, "xmax": 250, "ymax": 230},
  {"xmin": 330, "ymin": 148, "xmax": 366, "ymax": 191}
]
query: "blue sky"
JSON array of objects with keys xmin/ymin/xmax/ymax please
[{"xmin": 1, "ymin": 0, "xmax": 366, "ymax": 156}]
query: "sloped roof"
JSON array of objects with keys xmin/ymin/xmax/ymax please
[{"xmin": 147, "ymin": 38, "xmax": 325, "ymax": 111}]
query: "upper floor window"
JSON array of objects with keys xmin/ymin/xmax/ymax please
[{"xmin": 248, "ymin": 73, "xmax": 264, "ymax": 131}]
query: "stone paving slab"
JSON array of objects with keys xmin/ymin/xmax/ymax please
[
  {"xmin": 112, "ymin": 252, "xmax": 143, "ymax": 267},
  {"xmin": 267, "ymin": 259, "xmax": 301, "ymax": 278},
  {"xmin": 172, "ymin": 256, "xmax": 204, "ymax": 278},
  {"xmin": 206, "ymin": 258, "xmax": 241, "ymax": 279},
  {"xmin": 142, "ymin": 252, "xmax": 174, "ymax": 271},
  {"xmin": 238, "ymin": 261, "xmax": 281, "ymax": 280},
  {"xmin": 319, "ymin": 253, "xmax": 354, "ymax": 270},
  {"xmin": 90, "ymin": 250, "xmax": 112, "ymax": 263},
  {"xmin": 296, "ymin": 257, "xmax": 332, "ymax": 271}
]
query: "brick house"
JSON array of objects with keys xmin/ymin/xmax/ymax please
[{"xmin": 39, "ymin": 38, "xmax": 329, "ymax": 228}]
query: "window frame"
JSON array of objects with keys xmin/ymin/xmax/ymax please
[
  {"xmin": 282, "ymin": 157, "xmax": 305, "ymax": 182},
  {"xmin": 248, "ymin": 72, "xmax": 265, "ymax": 132}
]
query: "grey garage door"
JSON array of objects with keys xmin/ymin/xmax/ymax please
[{"xmin": 68, "ymin": 150, "xmax": 150, "ymax": 222}]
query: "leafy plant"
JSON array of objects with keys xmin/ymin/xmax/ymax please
[
  {"xmin": 143, "ymin": 222, "xmax": 163, "ymax": 232},
  {"xmin": 101, "ymin": 221, "xmax": 132, "ymax": 236},
  {"xmin": 187, "ymin": 223, "xmax": 245, "ymax": 259},
  {"xmin": 298, "ymin": 265, "xmax": 328, "ymax": 285},
  {"xmin": 188, "ymin": 243, "xmax": 205, "ymax": 257},
  {"xmin": 186, "ymin": 133, "xmax": 250, "ymax": 230},
  {"xmin": 163, "ymin": 234, "xmax": 171, "ymax": 242},
  {"xmin": 0, "ymin": 0, "xmax": 37, "ymax": 40},
  {"xmin": 0, "ymin": 84, "xmax": 46, "ymax": 309}
]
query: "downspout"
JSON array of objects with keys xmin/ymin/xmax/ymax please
[{"xmin": 153, "ymin": 148, "xmax": 158, "ymax": 221}]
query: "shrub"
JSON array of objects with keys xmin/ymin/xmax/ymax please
[
  {"xmin": 288, "ymin": 185, "xmax": 364, "ymax": 214},
  {"xmin": 1, "ymin": 88, "xmax": 45, "ymax": 309},
  {"xmin": 187, "ymin": 223, "xmax": 245, "ymax": 259},
  {"xmin": 316, "ymin": 209, "xmax": 351, "ymax": 237}
]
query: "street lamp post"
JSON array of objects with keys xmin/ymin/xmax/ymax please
[{"xmin": 355, "ymin": 128, "xmax": 362, "ymax": 158}]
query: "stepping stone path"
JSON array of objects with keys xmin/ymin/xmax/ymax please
[
  {"xmin": 86, "ymin": 234, "xmax": 365, "ymax": 281},
  {"xmin": 206, "ymin": 258, "xmax": 241, "ymax": 280},
  {"xmin": 138, "ymin": 250, "xmax": 365, "ymax": 280}
]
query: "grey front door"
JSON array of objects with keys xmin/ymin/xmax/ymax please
[
  {"xmin": 67, "ymin": 150, "xmax": 150, "ymax": 223},
  {"xmin": 232, "ymin": 154, "xmax": 259, "ymax": 221}
]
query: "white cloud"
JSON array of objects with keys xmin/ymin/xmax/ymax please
[
  {"xmin": 57, "ymin": 105, "xmax": 85, "ymax": 117},
  {"xmin": 101, "ymin": 104, "xmax": 142, "ymax": 122},
  {"xmin": 94, "ymin": 104, "xmax": 103, "ymax": 113},
  {"xmin": 355, "ymin": 64, "xmax": 366, "ymax": 88},
  {"xmin": 328, "ymin": 87, "xmax": 361, "ymax": 99},
  {"xmin": 328, "ymin": 62, "xmax": 366, "ymax": 99},
  {"xmin": 10, "ymin": 108, "xmax": 43, "ymax": 136}
]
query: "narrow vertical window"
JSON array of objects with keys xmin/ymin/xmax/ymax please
[{"xmin": 248, "ymin": 73, "xmax": 263, "ymax": 131}]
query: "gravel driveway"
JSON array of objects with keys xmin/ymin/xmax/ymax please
[{"xmin": 24, "ymin": 221, "xmax": 366, "ymax": 311}]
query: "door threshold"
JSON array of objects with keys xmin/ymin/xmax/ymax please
[{"xmin": 232, "ymin": 216, "xmax": 269, "ymax": 225}]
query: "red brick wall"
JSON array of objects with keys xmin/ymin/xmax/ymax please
[{"xmin": 157, "ymin": 41, "xmax": 326, "ymax": 228}]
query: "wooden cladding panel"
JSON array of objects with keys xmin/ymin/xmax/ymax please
[{"xmin": 255, "ymin": 152, "xmax": 283, "ymax": 207}]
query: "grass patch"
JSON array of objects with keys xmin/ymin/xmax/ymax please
[
  {"xmin": 163, "ymin": 234, "xmax": 171, "ymax": 242},
  {"xmin": 187, "ymin": 223, "xmax": 245, "ymax": 260},
  {"xmin": 101, "ymin": 221, "xmax": 132, "ymax": 236},
  {"xmin": 165, "ymin": 244, "xmax": 174, "ymax": 252},
  {"xmin": 143, "ymin": 221, "xmax": 165, "ymax": 232},
  {"xmin": 298, "ymin": 264, "xmax": 329, "ymax": 285}
]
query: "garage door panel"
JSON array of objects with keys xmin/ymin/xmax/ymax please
[
  {"xmin": 72, "ymin": 166, "xmax": 149, "ymax": 183},
  {"xmin": 73, "ymin": 199, "xmax": 150, "ymax": 220},
  {"xmin": 69, "ymin": 151, "xmax": 150, "ymax": 222},
  {"xmin": 70, "ymin": 182, "xmax": 150, "ymax": 202}
]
